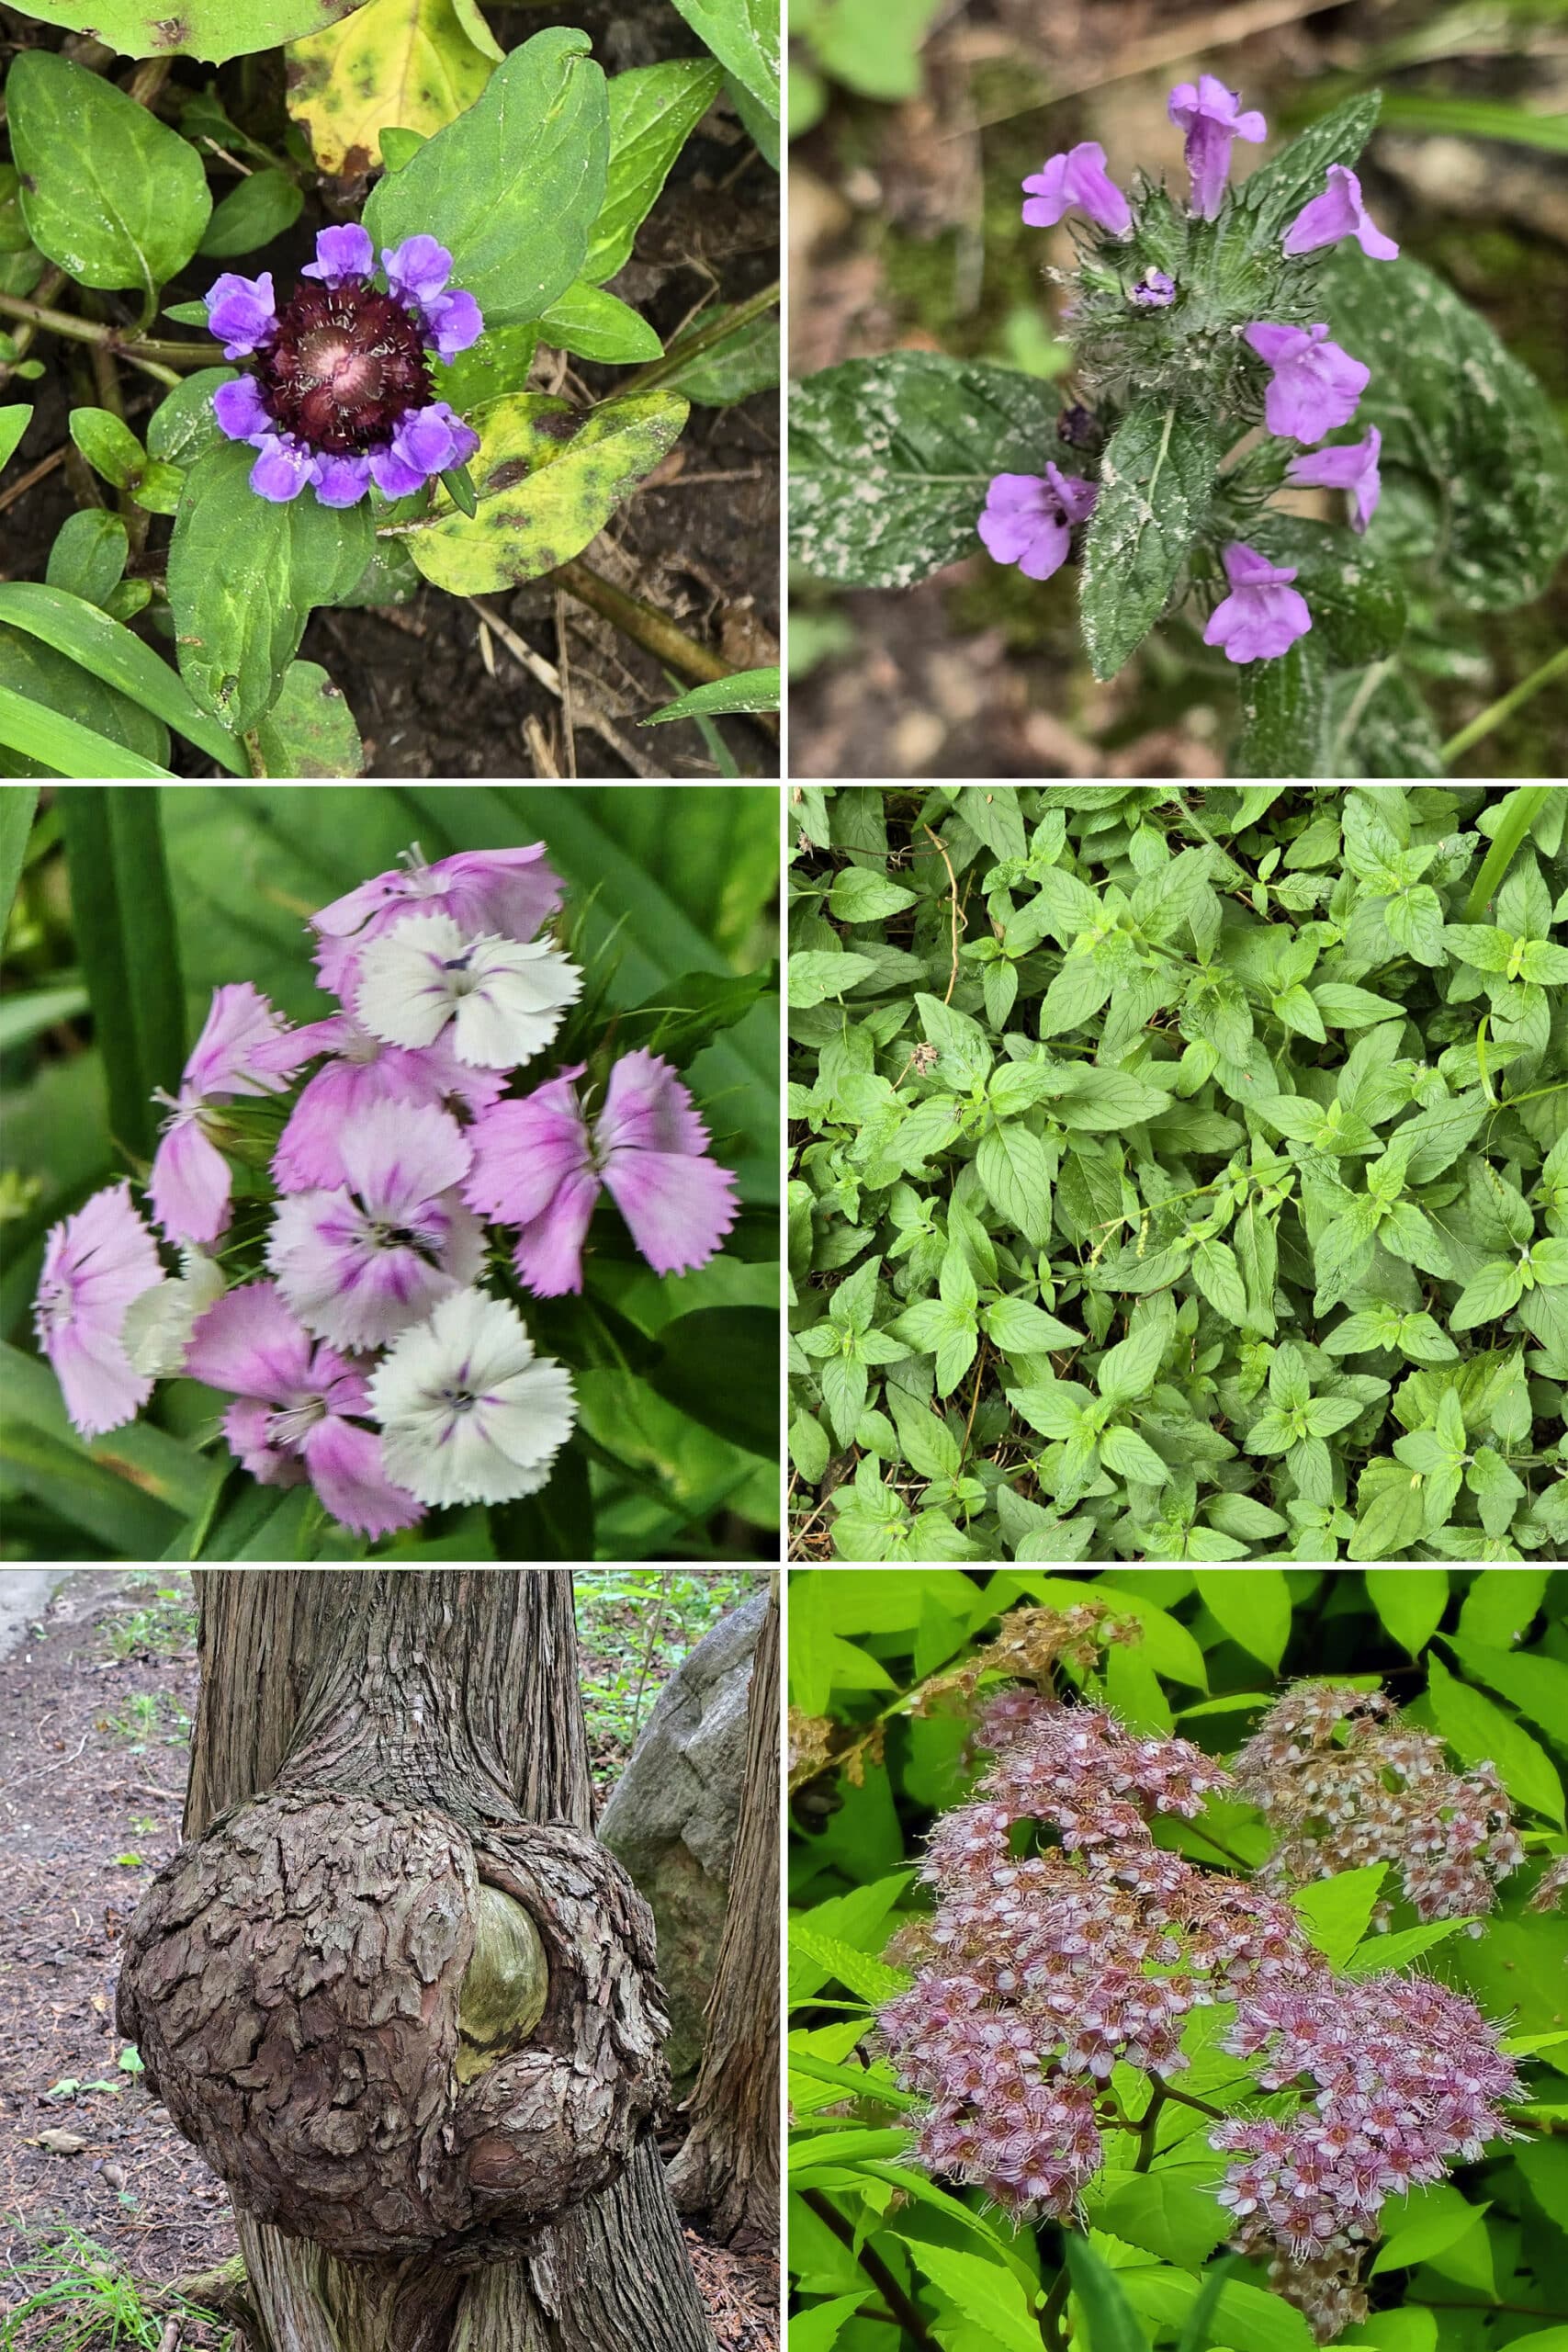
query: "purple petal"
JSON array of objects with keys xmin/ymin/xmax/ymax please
[
  {"xmin": 425, "ymin": 287, "xmax": 484, "ymax": 361},
  {"xmin": 512, "ymin": 1166, "xmax": 604, "ymax": 1296},
  {"xmin": 299, "ymin": 1415, "xmax": 424, "ymax": 1538},
  {"xmin": 184, "ymin": 1280, "xmax": 316, "ymax": 1402},
  {"xmin": 382, "ymin": 234, "xmax": 454, "ymax": 309},
  {"xmin": 213, "ymin": 374, "xmax": 273, "ymax": 443},
  {"xmin": 185, "ymin": 981, "xmax": 290, "ymax": 1099},
  {"xmin": 205, "ymin": 271, "xmax": 277, "ymax": 359},
  {"xmin": 303, "ymin": 222, "xmax": 374, "ymax": 284},
  {"xmin": 466, "ymin": 1077, "xmax": 594, "ymax": 1227},
  {"xmin": 312, "ymin": 452, "xmax": 373, "ymax": 507},
  {"xmin": 1287, "ymin": 426, "xmax": 1382, "ymax": 534},
  {"xmin": 250, "ymin": 434, "xmax": 315, "ymax": 503},
  {"xmin": 1283, "ymin": 165, "xmax": 1399, "ymax": 262},
  {"xmin": 602, "ymin": 1149, "xmax": 739, "ymax": 1279},
  {"xmin": 149, "ymin": 1114, "xmax": 233, "ymax": 1246},
  {"xmin": 1021, "ymin": 141, "xmax": 1131, "ymax": 237},
  {"xmin": 33, "ymin": 1183, "xmax": 161, "ymax": 1438}
]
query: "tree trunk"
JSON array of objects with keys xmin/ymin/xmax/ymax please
[
  {"xmin": 136, "ymin": 1569, "xmax": 716, "ymax": 2352},
  {"xmin": 667, "ymin": 1583, "xmax": 779, "ymax": 2250}
]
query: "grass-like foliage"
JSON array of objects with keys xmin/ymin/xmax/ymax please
[
  {"xmin": 788, "ymin": 785, "xmax": 1568, "ymax": 1565},
  {"xmin": 787, "ymin": 1566, "xmax": 1568, "ymax": 2352}
]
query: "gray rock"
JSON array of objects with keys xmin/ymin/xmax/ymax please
[{"xmin": 598, "ymin": 1592, "xmax": 768, "ymax": 2090}]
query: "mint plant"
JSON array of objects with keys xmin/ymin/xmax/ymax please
[
  {"xmin": 0, "ymin": 14, "xmax": 778, "ymax": 776},
  {"xmin": 788, "ymin": 784, "xmax": 1568, "ymax": 1564},
  {"xmin": 788, "ymin": 87, "xmax": 1568, "ymax": 777}
]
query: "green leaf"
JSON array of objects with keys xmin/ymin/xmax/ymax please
[
  {"xmin": 1065, "ymin": 2233, "xmax": 1153, "ymax": 2352},
  {"xmin": 405, "ymin": 390, "xmax": 687, "ymax": 595},
  {"xmin": 787, "ymin": 1915, "xmax": 907, "ymax": 2006},
  {"xmin": 664, "ymin": 0, "xmax": 778, "ymax": 119},
  {"xmin": 903, "ymin": 2242, "xmax": 1045, "ymax": 2352},
  {"xmin": 1344, "ymin": 1917, "xmax": 1474, "ymax": 1975},
  {"xmin": 197, "ymin": 165, "xmax": 304, "ymax": 257},
  {"xmin": 7, "ymin": 53, "xmax": 211, "ymax": 298},
  {"xmin": 1194, "ymin": 1568, "xmax": 1291, "ymax": 1668},
  {"xmin": 584, "ymin": 59, "xmax": 725, "ymax": 284},
  {"xmin": 364, "ymin": 28, "xmax": 610, "ymax": 330},
  {"xmin": 985, "ymin": 1296, "xmax": 1080, "ymax": 1354},
  {"xmin": 1369, "ymin": 2183, "xmax": 1492, "ymax": 2278},
  {"xmin": 788, "ymin": 950, "xmax": 878, "ymax": 1008},
  {"xmin": 1234, "ymin": 1200, "xmax": 1278, "ymax": 1338},
  {"xmin": 168, "ymin": 444, "xmax": 372, "ymax": 731},
  {"xmin": 1427, "ymin": 1657, "xmax": 1564, "ymax": 1825},
  {"xmin": 1039, "ymin": 952, "xmax": 1114, "ymax": 1038},
  {"xmin": 1450, "ymin": 1256, "xmax": 1527, "ymax": 1330},
  {"xmin": 1365, "ymin": 1566, "xmax": 1447, "ymax": 1653},
  {"xmin": 284, "ymin": 0, "xmax": 496, "ymax": 178},
  {"xmin": 1078, "ymin": 402, "xmax": 1224, "ymax": 681},
  {"xmin": 1100, "ymin": 1424, "xmax": 1168, "ymax": 1486},
  {"xmin": 789, "ymin": 353, "xmax": 1060, "ymax": 588},
  {"xmin": 1351, "ymin": 1474, "xmax": 1426, "ymax": 1562},
  {"xmin": 1323, "ymin": 247, "xmax": 1568, "ymax": 611},
  {"xmin": 55, "ymin": 788, "xmax": 186, "ymax": 1164},
  {"xmin": 536, "ymin": 280, "xmax": 661, "ymax": 364},
  {"xmin": 1235, "ymin": 636, "xmax": 1325, "ymax": 778},
  {"xmin": 0, "ymin": 407, "xmax": 32, "ymax": 473},
  {"xmin": 251, "ymin": 661, "xmax": 364, "ymax": 779},
  {"xmin": 1091, "ymin": 2176, "xmax": 1229, "ymax": 2272},
  {"xmin": 1096, "ymin": 1322, "xmax": 1168, "ymax": 1408},
  {"xmin": 976, "ymin": 1123, "xmax": 1053, "ymax": 1248},
  {"xmin": 0, "ymin": 785, "xmax": 38, "ymax": 939},
  {"xmin": 0, "ymin": 583, "xmax": 243, "ymax": 774},
  {"xmin": 644, "ymin": 1306, "xmax": 775, "ymax": 1459},
  {"xmin": 1190, "ymin": 1238, "xmax": 1249, "ymax": 1328},
  {"xmin": 1292, "ymin": 1864, "xmax": 1387, "ymax": 1967},
  {"xmin": 644, "ymin": 666, "xmax": 781, "ymax": 726},
  {"xmin": 17, "ymin": 0, "xmax": 375, "ymax": 62},
  {"xmin": 658, "ymin": 302, "xmax": 779, "ymax": 406},
  {"xmin": 0, "ymin": 683, "xmax": 173, "ymax": 780},
  {"xmin": 47, "ymin": 511, "xmax": 130, "ymax": 609}
]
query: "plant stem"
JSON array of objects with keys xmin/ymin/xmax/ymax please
[
  {"xmin": 1444, "ymin": 655, "xmax": 1568, "ymax": 768},
  {"xmin": 0, "ymin": 291, "xmax": 220, "ymax": 372},
  {"xmin": 1040, "ymin": 2265, "xmax": 1070, "ymax": 2352},
  {"xmin": 801, "ymin": 2190, "xmax": 938, "ymax": 2347},
  {"xmin": 612, "ymin": 278, "xmax": 779, "ymax": 400},
  {"xmin": 1133, "ymin": 2082, "xmax": 1168, "ymax": 2173},
  {"xmin": 1149, "ymin": 2073, "xmax": 1227, "ymax": 2123},
  {"xmin": 552, "ymin": 558, "xmax": 733, "ymax": 688}
]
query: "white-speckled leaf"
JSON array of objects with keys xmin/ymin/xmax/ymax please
[
  {"xmin": 1322, "ymin": 664, "xmax": 1444, "ymax": 777},
  {"xmin": 789, "ymin": 353, "xmax": 1062, "ymax": 589},
  {"xmin": 1323, "ymin": 248, "xmax": 1568, "ymax": 611},
  {"xmin": 1234, "ymin": 638, "xmax": 1326, "ymax": 778},
  {"xmin": 1078, "ymin": 401, "xmax": 1224, "ymax": 681}
]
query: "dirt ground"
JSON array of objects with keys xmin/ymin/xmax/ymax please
[
  {"xmin": 0, "ymin": 1572, "xmax": 779, "ymax": 2349},
  {"xmin": 789, "ymin": 0, "xmax": 1568, "ymax": 779},
  {"xmin": 0, "ymin": 4, "xmax": 778, "ymax": 781}
]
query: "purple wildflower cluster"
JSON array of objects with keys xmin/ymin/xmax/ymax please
[
  {"xmin": 877, "ymin": 1668, "xmax": 1521, "ymax": 2343},
  {"xmin": 33, "ymin": 842, "xmax": 738, "ymax": 1536},
  {"xmin": 979, "ymin": 74, "xmax": 1398, "ymax": 663},
  {"xmin": 1235, "ymin": 1681, "xmax": 1525, "ymax": 1928},
  {"xmin": 206, "ymin": 226, "xmax": 482, "ymax": 507}
]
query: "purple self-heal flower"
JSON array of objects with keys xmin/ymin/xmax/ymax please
[
  {"xmin": 1168, "ymin": 77, "xmax": 1266, "ymax": 220},
  {"xmin": 1286, "ymin": 425, "xmax": 1382, "ymax": 534},
  {"xmin": 204, "ymin": 221, "xmax": 484, "ymax": 508},
  {"xmin": 206, "ymin": 270, "xmax": 278, "ymax": 358},
  {"xmin": 150, "ymin": 983, "xmax": 299, "ymax": 1246},
  {"xmin": 1021, "ymin": 143, "xmax": 1131, "ymax": 237},
  {"xmin": 1204, "ymin": 541, "xmax": 1312, "ymax": 664},
  {"xmin": 1245, "ymin": 321, "xmax": 1370, "ymax": 443},
  {"xmin": 184, "ymin": 1280, "xmax": 423, "ymax": 1538},
  {"xmin": 978, "ymin": 465, "xmax": 1097, "ymax": 582},
  {"xmin": 34, "ymin": 1182, "xmax": 162, "ymax": 1437},
  {"xmin": 465, "ymin": 1049, "xmax": 739, "ymax": 1294},
  {"xmin": 1283, "ymin": 164, "xmax": 1398, "ymax": 261},
  {"xmin": 1132, "ymin": 270, "xmax": 1176, "ymax": 307},
  {"xmin": 263, "ymin": 1015, "xmax": 503, "ymax": 1193},
  {"xmin": 311, "ymin": 841, "xmax": 563, "ymax": 996},
  {"xmin": 265, "ymin": 1102, "xmax": 485, "ymax": 1351}
]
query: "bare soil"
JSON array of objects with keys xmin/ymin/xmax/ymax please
[
  {"xmin": 0, "ymin": 1572, "xmax": 778, "ymax": 2350},
  {"xmin": 0, "ymin": 3, "xmax": 778, "ymax": 780}
]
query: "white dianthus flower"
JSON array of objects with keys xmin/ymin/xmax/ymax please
[
  {"xmin": 354, "ymin": 911, "xmax": 581, "ymax": 1069},
  {"xmin": 121, "ymin": 1250, "xmax": 228, "ymax": 1377},
  {"xmin": 366, "ymin": 1286, "xmax": 576, "ymax": 1507}
]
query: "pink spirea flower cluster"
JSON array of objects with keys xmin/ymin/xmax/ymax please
[
  {"xmin": 878, "ymin": 1687, "xmax": 1520, "ymax": 2343},
  {"xmin": 33, "ymin": 842, "xmax": 738, "ymax": 1534},
  {"xmin": 1234, "ymin": 1681, "xmax": 1525, "ymax": 1927}
]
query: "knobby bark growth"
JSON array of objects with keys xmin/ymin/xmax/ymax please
[
  {"xmin": 668, "ymin": 1584, "xmax": 780, "ymax": 2249},
  {"xmin": 119, "ymin": 1570, "xmax": 716, "ymax": 2352}
]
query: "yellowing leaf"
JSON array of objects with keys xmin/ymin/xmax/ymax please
[{"xmin": 287, "ymin": 0, "xmax": 497, "ymax": 176}]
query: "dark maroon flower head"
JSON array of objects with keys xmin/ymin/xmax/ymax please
[{"xmin": 258, "ymin": 278, "xmax": 434, "ymax": 455}]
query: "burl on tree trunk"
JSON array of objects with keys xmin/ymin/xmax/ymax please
[{"xmin": 117, "ymin": 1571, "xmax": 716, "ymax": 2352}]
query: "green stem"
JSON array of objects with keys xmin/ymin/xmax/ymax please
[
  {"xmin": 0, "ymin": 290, "xmax": 221, "ymax": 372},
  {"xmin": 1444, "ymin": 658, "xmax": 1568, "ymax": 771},
  {"xmin": 1040, "ymin": 2265, "xmax": 1070, "ymax": 2352},
  {"xmin": 801, "ymin": 2190, "xmax": 939, "ymax": 2348},
  {"xmin": 612, "ymin": 277, "xmax": 780, "ymax": 400}
]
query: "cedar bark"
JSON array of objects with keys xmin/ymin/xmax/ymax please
[
  {"xmin": 140, "ymin": 1569, "xmax": 715, "ymax": 2352},
  {"xmin": 667, "ymin": 1585, "xmax": 779, "ymax": 2249}
]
